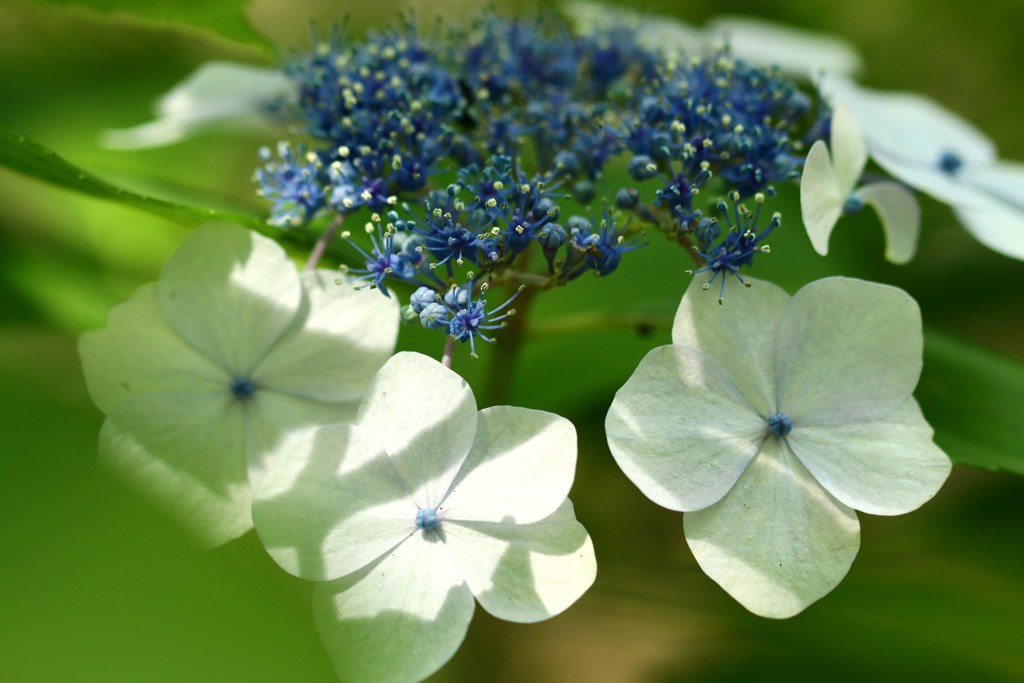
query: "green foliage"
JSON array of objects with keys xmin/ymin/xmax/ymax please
[
  {"xmin": 0, "ymin": 124, "xmax": 272, "ymax": 234},
  {"xmin": 23, "ymin": 0, "xmax": 271, "ymax": 48},
  {"xmin": 920, "ymin": 330, "xmax": 1024, "ymax": 476}
]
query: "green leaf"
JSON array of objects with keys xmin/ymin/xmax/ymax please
[
  {"xmin": 26, "ymin": 0, "xmax": 270, "ymax": 49},
  {"xmin": 0, "ymin": 124, "xmax": 274, "ymax": 235},
  {"xmin": 919, "ymin": 329, "xmax": 1024, "ymax": 476}
]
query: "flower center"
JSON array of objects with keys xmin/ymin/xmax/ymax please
[
  {"xmin": 843, "ymin": 193, "xmax": 865, "ymax": 215},
  {"xmin": 767, "ymin": 412, "xmax": 793, "ymax": 437},
  {"xmin": 230, "ymin": 377, "xmax": 256, "ymax": 401},
  {"xmin": 937, "ymin": 150, "xmax": 963, "ymax": 175},
  {"xmin": 415, "ymin": 507, "xmax": 440, "ymax": 531}
]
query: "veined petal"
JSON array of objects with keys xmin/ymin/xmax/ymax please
[
  {"xmin": 252, "ymin": 423, "xmax": 417, "ymax": 582},
  {"xmin": 243, "ymin": 389, "xmax": 359, "ymax": 486},
  {"xmin": 857, "ymin": 181, "xmax": 921, "ymax": 264},
  {"xmin": 564, "ymin": 2, "xmax": 703, "ymax": 55},
  {"xmin": 966, "ymin": 160, "xmax": 1024, "ymax": 211},
  {"xmin": 829, "ymin": 105, "xmax": 867, "ymax": 194},
  {"xmin": 442, "ymin": 500, "xmax": 596, "ymax": 623},
  {"xmin": 955, "ymin": 162, "xmax": 1024, "ymax": 261},
  {"xmin": 606, "ymin": 344, "xmax": 767, "ymax": 512},
  {"xmin": 102, "ymin": 62, "xmax": 291, "ymax": 150},
  {"xmin": 706, "ymin": 16, "xmax": 862, "ymax": 77},
  {"xmin": 312, "ymin": 536, "xmax": 474, "ymax": 683},
  {"xmin": 953, "ymin": 201, "xmax": 1024, "ymax": 261},
  {"xmin": 673, "ymin": 275, "xmax": 790, "ymax": 418},
  {"xmin": 79, "ymin": 283, "xmax": 227, "ymax": 415},
  {"xmin": 776, "ymin": 277, "xmax": 922, "ymax": 423},
  {"xmin": 635, "ymin": 15, "xmax": 703, "ymax": 55},
  {"xmin": 787, "ymin": 397, "xmax": 951, "ymax": 516},
  {"xmin": 100, "ymin": 393, "xmax": 251, "ymax": 547},
  {"xmin": 800, "ymin": 140, "xmax": 844, "ymax": 257},
  {"xmin": 356, "ymin": 352, "xmax": 478, "ymax": 509},
  {"xmin": 828, "ymin": 80, "xmax": 995, "ymax": 168},
  {"xmin": 684, "ymin": 438, "xmax": 860, "ymax": 619},
  {"xmin": 158, "ymin": 225, "xmax": 302, "ymax": 377},
  {"xmin": 442, "ymin": 407, "xmax": 577, "ymax": 525},
  {"xmin": 255, "ymin": 271, "xmax": 399, "ymax": 403},
  {"xmin": 825, "ymin": 79, "xmax": 996, "ymax": 208}
]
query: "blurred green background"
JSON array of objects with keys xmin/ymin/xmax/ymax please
[{"xmin": 1, "ymin": 0, "xmax": 1022, "ymax": 681}]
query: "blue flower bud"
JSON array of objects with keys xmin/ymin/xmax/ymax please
[
  {"xmin": 615, "ymin": 187, "xmax": 640, "ymax": 209},
  {"xmin": 537, "ymin": 223, "xmax": 567, "ymax": 250},
  {"xmin": 628, "ymin": 155, "xmax": 658, "ymax": 181},
  {"xmin": 419, "ymin": 302, "xmax": 450, "ymax": 330},
  {"xmin": 573, "ymin": 180, "xmax": 596, "ymax": 204},
  {"xmin": 443, "ymin": 285, "xmax": 471, "ymax": 309},
  {"xmin": 409, "ymin": 286, "xmax": 438, "ymax": 314}
]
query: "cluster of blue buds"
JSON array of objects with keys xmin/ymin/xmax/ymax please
[{"xmin": 257, "ymin": 10, "xmax": 826, "ymax": 354}]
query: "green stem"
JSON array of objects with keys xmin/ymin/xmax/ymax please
[
  {"xmin": 482, "ymin": 285, "xmax": 536, "ymax": 407},
  {"xmin": 304, "ymin": 214, "xmax": 344, "ymax": 273},
  {"xmin": 441, "ymin": 336, "xmax": 456, "ymax": 369},
  {"xmin": 530, "ymin": 311, "xmax": 672, "ymax": 338}
]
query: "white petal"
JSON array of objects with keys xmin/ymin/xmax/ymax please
[
  {"xmin": 684, "ymin": 438, "xmax": 860, "ymax": 618},
  {"xmin": 312, "ymin": 536, "xmax": 474, "ymax": 683},
  {"xmin": 825, "ymin": 79, "xmax": 995, "ymax": 207},
  {"xmin": 252, "ymin": 423, "xmax": 417, "ymax": 581},
  {"xmin": 787, "ymin": 398, "xmax": 951, "ymax": 516},
  {"xmin": 606, "ymin": 345, "xmax": 767, "ymax": 512},
  {"xmin": 255, "ymin": 271, "xmax": 398, "ymax": 403},
  {"xmin": 355, "ymin": 352, "xmax": 478, "ymax": 508},
  {"xmin": 829, "ymin": 105, "xmax": 868, "ymax": 193},
  {"xmin": 442, "ymin": 500, "xmax": 596, "ymax": 623},
  {"xmin": 800, "ymin": 140, "xmax": 844, "ymax": 257},
  {"xmin": 776, "ymin": 277, "xmax": 922, "ymax": 422},
  {"xmin": 158, "ymin": 225, "xmax": 302, "ymax": 377},
  {"xmin": 635, "ymin": 16, "xmax": 704, "ymax": 55},
  {"xmin": 102, "ymin": 62, "xmax": 292, "ymax": 150},
  {"xmin": 857, "ymin": 181, "xmax": 921, "ymax": 264},
  {"xmin": 673, "ymin": 275, "xmax": 790, "ymax": 417},
  {"xmin": 101, "ymin": 119, "xmax": 192, "ymax": 150},
  {"xmin": 966, "ymin": 160, "xmax": 1024, "ymax": 210},
  {"xmin": 953, "ymin": 201, "xmax": 1024, "ymax": 261},
  {"xmin": 955, "ymin": 162, "xmax": 1024, "ymax": 261},
  {"xmin": 243, "ymin": 389, "xmax": 359, "ymax": 485},
  {"xmin": 99, "ymin": 395, "xmax": 252, "ymax": 547},
  {"xmin": 706, "ymin": 16, "xmax": 862, "ymax": 77},
  {"xmin": 829, "ymin": 80, "xmax": 995, "ymax": 168},
  {"xmin": 441, "ymin": 407, "xmax": 577, "ymax": 525},
  {"xmin": 79, "ymin": 283, "xmax": 227, "ymax": 415},
  {"xmin": 563, "ymin": 2, "xmax": 703, "ymax": 55}
]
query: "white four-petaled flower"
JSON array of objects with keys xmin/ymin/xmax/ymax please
[
  {"xmin": 252, "ymin": 351, "xmax": 596, "ymax": 683},
  {"xmin": 823, "ymin": 77, "xmax": 1024, "ymax": 261},
  {"xmin": 801, "ymin": 105, "xmax": 920, "ymax": 263},
  {"xmin": 79, "ymin": 224, "xmax": 398, "ymax": 546},
  {"xmin": 606, "ymin": 276, "xmax": 951, "ymax": 618}
]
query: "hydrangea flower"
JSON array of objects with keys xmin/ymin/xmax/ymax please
[
  {"xmin": 823, "ymin": 78, "xmax": 1024, "ymax": 260},
  {"xmin": 252, "ymin": 352, "xmax": 596, "ymax": 683},
  {"xmin": 102, "ymin": 62, "xmax": 292, "ymax": 149},
  {"xmin": 79, "ymin": 225, "xmax": 398, "ymax": 546},
  {"xmin": 606, "ymin": 276, "xmax": 951, "ymax": 618},
  {"xmin": 801, "ymin": 105, "xmax": 920, "ymax": 263}
]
